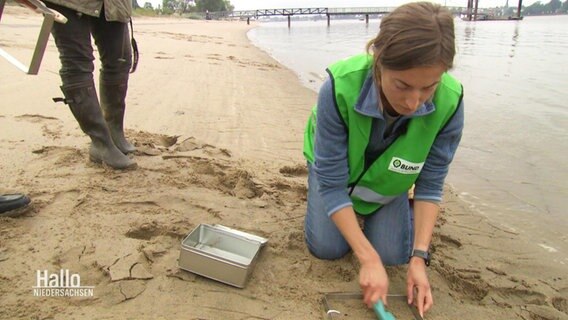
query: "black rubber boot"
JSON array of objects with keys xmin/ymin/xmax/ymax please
[
  {"xmin": 0, "ymin": 193, "xmax": 31, "ymax": 217},
  {"xmin": 60, "ymin": 82, "xmax": 137, "ymax": 170},
  {"xmin": 99, "ymin": 81, "xmax": 136, "ymax": 154}
]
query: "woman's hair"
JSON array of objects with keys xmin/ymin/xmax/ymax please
[{"xmin": 366, "ymin": 2, "xmax": 455, "ymax": 76}]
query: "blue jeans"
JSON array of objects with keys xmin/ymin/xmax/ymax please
[{"xmin": 304, "ymin": 164, "xmax": 414, "ymax": 265}]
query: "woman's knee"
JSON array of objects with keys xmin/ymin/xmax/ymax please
[
  {"xmin": 304, "ymin": 226, "xmax": 349, "ymax": 260},
  {"xmin": 306, "ymin": 239, "xmax": 350, "ymax": 260}
]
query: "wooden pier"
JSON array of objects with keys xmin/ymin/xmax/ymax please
[
  {"xmin": 209, "ymin": 5, "xmax": 521, "ymax": 26},
  {"xmin": 211, "ymin": 7, "xmax": 467, "ymax": 27}
]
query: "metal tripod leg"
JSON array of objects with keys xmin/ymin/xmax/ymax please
[{"xmin": 0, "ymin": 0, "xmax": 65, "ymax": 74}]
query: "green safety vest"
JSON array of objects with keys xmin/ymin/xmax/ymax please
[{"xmin": 303, "ymin": 54, "xmax": 463, "ymax": 215}]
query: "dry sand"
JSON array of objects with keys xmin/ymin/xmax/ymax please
[{"xmin": 1, "ymin": 5, "xmax": 567, "ymax": 320}]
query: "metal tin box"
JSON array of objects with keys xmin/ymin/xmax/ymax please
[{"xmin": 178, "ymin": 224, "xmax": 268, "ymax": 288}]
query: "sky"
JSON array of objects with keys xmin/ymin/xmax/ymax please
[{"xmin": 145, "ymin": 0, "xmax": 539, "ymax": 10}]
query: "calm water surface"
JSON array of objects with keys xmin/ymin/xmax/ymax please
[{"xmin": 249, "ymin": 15, "xmax": 568, "ymax": 263}]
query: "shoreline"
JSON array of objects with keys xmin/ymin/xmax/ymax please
[
  {"xmin": 1, "ymin": 5, "xmax": 567, "ymax": 319},
  {"xmin": 246, "ymin": 17, "xmax": 568, "ymax": 261}
]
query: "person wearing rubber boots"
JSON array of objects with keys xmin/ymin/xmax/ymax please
[
  {"xmin": 44, "ymin": 0, "xmax": 138, "ymax": 169},
  {"xmin": 303, "ymin": 2, "xmax": 464, "ymax": 317}
]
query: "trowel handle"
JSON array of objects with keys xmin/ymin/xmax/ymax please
[{"xmin": 373, "ymin": 300, "xmax": 396, "ymax": 320}]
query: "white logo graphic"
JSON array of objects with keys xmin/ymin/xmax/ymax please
[
  {"xmin": 388, "ymin": 157, "xmax": 424, "ymax": 175},
  {"xmin": 33, "ymin": 269, "xmax": 94, "ymax": 297}
]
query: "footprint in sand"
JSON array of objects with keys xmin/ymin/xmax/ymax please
[
  {"xmin": 521, "ymin": 304, "xmax": 568, "ymax": 320},
  {"xmin": 16, "ymin": 114, "xmax": 63, "ymax": 139},
  {"xmin": 125, "ymin": 217, "xmax": 194, "ymax": 241},
  {"xmin": 225, "ymin": 56, "xmax": 281, "ymax": 71},
  {"xmin": 32, "ymin": 145, "xmax": 84, "ymax": 167},
  {"xmin": 439, "ymin": 233, "xmax": 463, "ymax": 248},
  {"xmin": 207, "ymin": 54, "xmax": 223, "ymax": 62},
  {"xmin": 279, "ymin": 164, "xmax": 307, "ymax": 177},
  {"xmin": 16, "ymin": 114, "xmax": 58, "ymax": 123},
  {"xmin": 551, "ymin": 292, "xmax": 567, "ymax": 314},
  {"xmin": 219, "ymin": 169, "xmax": 263, "ymax": 199},
  {"xmin": 174, "ymin": 137, "xmax": 201, "ymax": 152},
  {"xmin": 125, "ymin": 221, "xmax": 165, "ymax": 241},
  {"xmin": 154, "ymin": 50, "xmax": 174, "ymax": 59}
]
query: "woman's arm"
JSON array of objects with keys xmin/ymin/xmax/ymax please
[
  {"xmin": 312, "ymin": 78, "xmax": 353, "ymax": 217},
  {"xmin": 413, "ymin": 100, "xmax": 464, "ymax": 203},
  {"xmin": 314, "ymin": 77, "xmax": 389, "ymax": 307},
  {"xmin": 409, "ymin": 99, "xmax": 465, "ymax": 317},
  {"xmin": 331, "ymin": 206, "xmax": 389, "ymax": 307},
  {"xmin": 407, "ymin": 200, "xmax": 438, "ymax": 317}
]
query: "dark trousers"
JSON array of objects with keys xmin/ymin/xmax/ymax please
[{"xmin": 45, "ymin": 2, "xmax": 131, "ymax": 86}]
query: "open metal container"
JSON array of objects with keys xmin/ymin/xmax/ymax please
[{"xmin": 178, "ymin": 224, "xmax": 268, "ymax": 288}]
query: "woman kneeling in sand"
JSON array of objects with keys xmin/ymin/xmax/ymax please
[{"xmin": 303, "ymin": 2, "xmax": 464, "ymax": 317}]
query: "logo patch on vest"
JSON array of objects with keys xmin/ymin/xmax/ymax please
[{"xmin": 388, "ymin": 157, "xmax": 424, "ymax": 175}]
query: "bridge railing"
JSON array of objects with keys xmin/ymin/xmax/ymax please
[
  {"xmin": 212, "ymin": 6, "xmax": 469, "ymax": 19},
  {"xmin": 221, "ymin": 8, "xmax": 328, "ymax": 18},
  {"xmin": 256, "ymin": 8, "xmax": 328, "ymax": 16},
  {"xmin": 327, "ymin": 7, "xmax": 393, "ymax": 14}
]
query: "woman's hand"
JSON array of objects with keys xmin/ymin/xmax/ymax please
[
  {"xmin": 406, "ymin": 257, "xmax": 433, "ymax": 317},
  {"xmin": 328, "ymin": 207, "xmax": 391, "ymax": 308},
  {"xmin": 360, "ymin": 256, "xmax": 389, "ymax": 308}
]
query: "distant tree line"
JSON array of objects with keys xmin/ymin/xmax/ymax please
[
  {"xmin": 138, "ymin": 0, "xmax": 233, "ymax": 15},
  {"xmin": 522, "ymin": 0, "xmax": 568, "ymax": 15}
]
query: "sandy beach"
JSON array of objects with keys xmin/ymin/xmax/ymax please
[{"xmin": 1, "ymin": 5, "xmax": 567, "ymax": 319}]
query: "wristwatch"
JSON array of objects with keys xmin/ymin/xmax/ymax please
[{"xmin": 410, "ymin": 249, "xmax": 431, "ymax": 266}]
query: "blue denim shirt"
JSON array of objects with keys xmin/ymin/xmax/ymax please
[{"xmin": 313, "ymin": 72, "xmax": 464, "ymax": 217}]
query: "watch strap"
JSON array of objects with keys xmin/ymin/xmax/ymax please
[{"xmin": 410, "ymin": 249, "xmax": 431, "ymax": 266}]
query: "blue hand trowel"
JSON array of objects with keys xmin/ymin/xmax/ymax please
[{"xmin": 373, "ymin": 300, "xmax": 396, "ymax": 320}]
